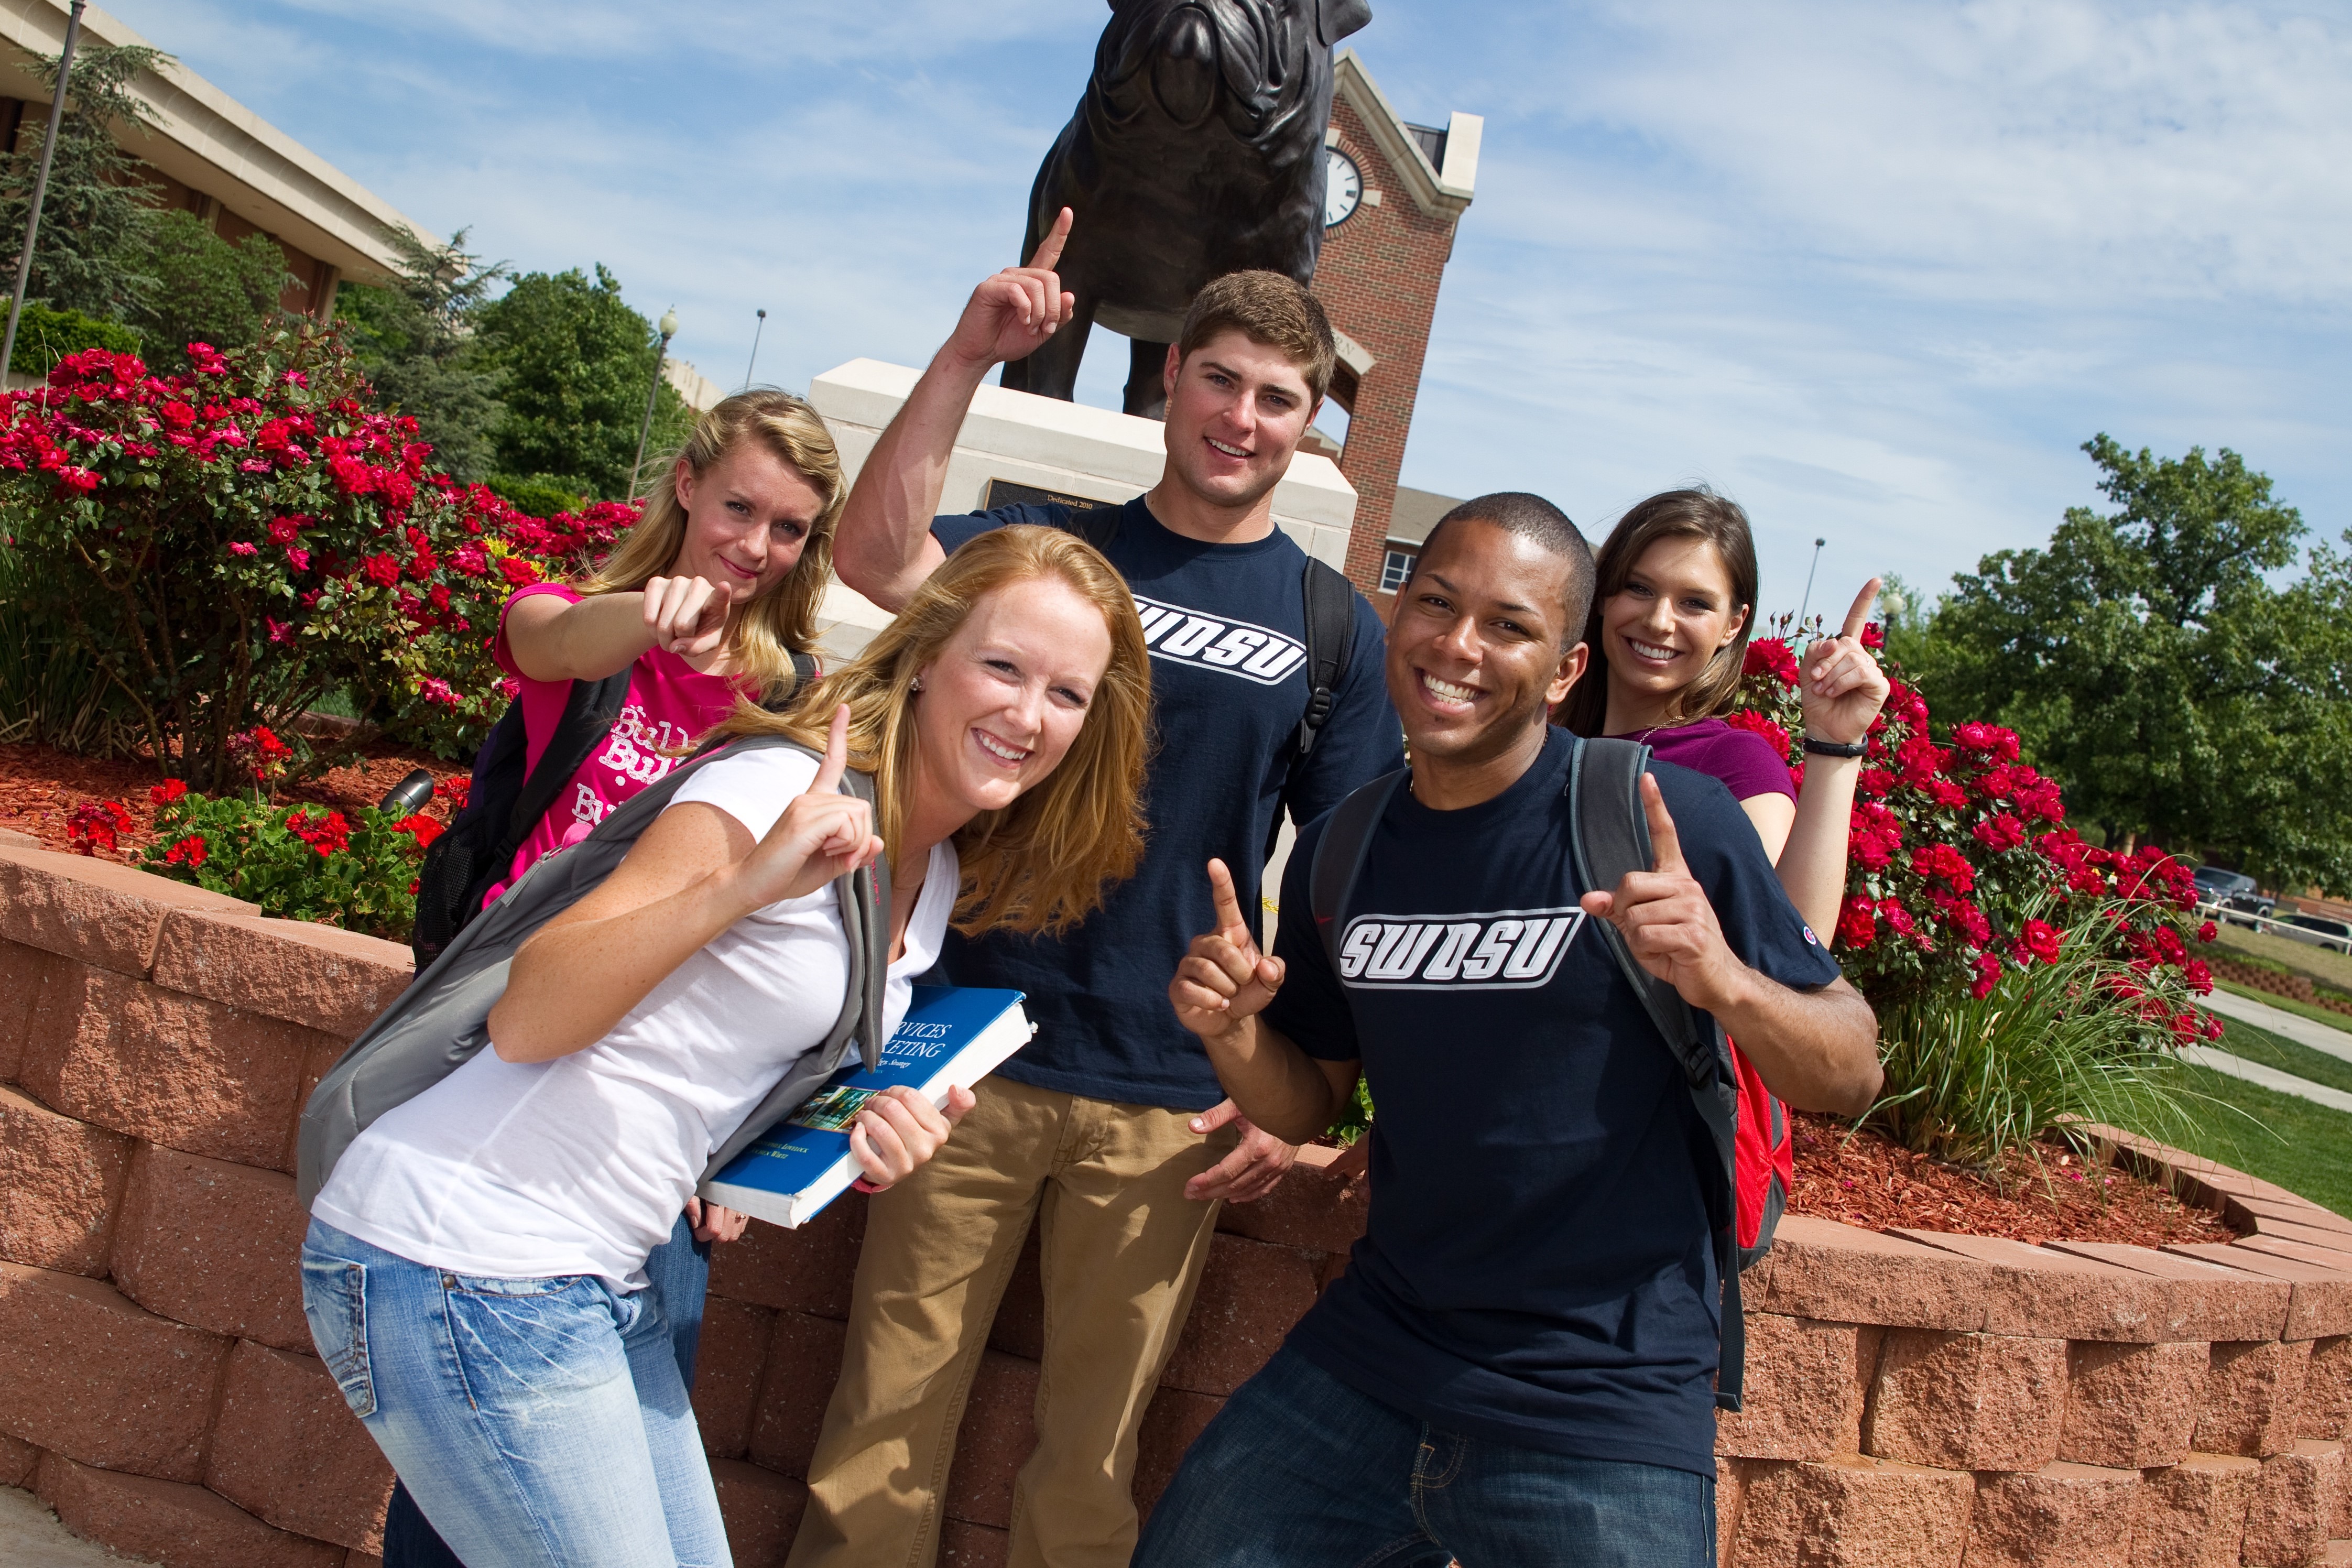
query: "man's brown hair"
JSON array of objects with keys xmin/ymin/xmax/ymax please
[{"xmin": 1175, "ymin": 270, "xmax": 1338, "ymax": 403}]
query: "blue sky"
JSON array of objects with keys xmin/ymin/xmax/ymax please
[{"xmin": 105, "ymin": 0, "xmax": 2351, "ymax": 618}]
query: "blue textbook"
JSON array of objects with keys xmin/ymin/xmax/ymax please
[{"xmin": 700, "ymin": 986, "xmax": 1032, "ymax": 1228}]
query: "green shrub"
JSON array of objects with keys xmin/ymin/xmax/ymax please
[
  {"xmin": 0, "ymin": 532, "xmax": 139, "ymax": 752},
  {"xmin": 486, "ymin": 472, "xmax": 586, "ymax": 518},
  {"xmin": 5, "ymin": 302, "xmax": 139, "ymax": 376},
  {"xmin": 141, "ymin": 777, "xmax": 438, "ymax": 942}
]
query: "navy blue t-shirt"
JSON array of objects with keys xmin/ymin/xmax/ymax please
[
  {"xmin": 1265, "ymin": 726, "xmax": 1841, "ymax": 1475},
  {"xmin": 931, "ymin": 495, "xmax": 1402, "ymax": 1109}
]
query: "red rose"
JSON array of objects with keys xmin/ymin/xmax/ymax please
[
  {"xmin": 1726, "ymin": 707, "xmax": 1791, "ymax": 758},
  {"xmin": 1972, "ymin": 813, "xmax": 2026, "ymax": 853},
  {"xmin": 2195, "ymin": 920, "xmax": 2218, "ymax": 943},
  {"xmin": 1742, "ymin": 638, "xmax": 1799, "ymax": 687},
  {"xmin": 362, "ymin": 553, "xmax": 401, "ymax": 587},
  {"xmin": 2016, "ymin": 918, "xmax": 2061, "ymax": 965},
  {"xmin": 498, "ymin": 557, "xmax": 542, "ymax": 587},
  {"xmin": 1969, "ymin": 952, "xmax": 2003, "ymax": 999},
  {"xmin": 1836, "ymin": 895, "xmax": 1878, "ymax": 949}
]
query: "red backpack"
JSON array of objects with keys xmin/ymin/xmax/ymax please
[{"xmin": 1730, "ymin": 1044, "xmax": 1792, "ymax": 1264}]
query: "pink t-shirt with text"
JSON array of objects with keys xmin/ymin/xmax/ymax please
[{"xmin": 484, "ymin": 583, "xmax": 754, "ymax": 905}]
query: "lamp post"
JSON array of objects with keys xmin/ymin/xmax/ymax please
[
  {"xmin": 1796, "ymin": 536, "xmax": 1827, "ymax": 631},
  {"xmin": 631, "ymin": 305, "xmax": 678, "ymax": 497},
  {"xmin": 3, "ymin": 0, "xmax": 89, "ymax": 386},
  {"xmin": 741, "ymin": 307, "xmax": 767, "ymax": 392}
]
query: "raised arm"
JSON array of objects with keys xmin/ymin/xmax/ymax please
[
  {"xmin": 1771, "ymin": 579, "xmax": 1890, "ymax": 937},
  {"xmin": 1584, "ymin": 775, "xmax": 1883, "ymax": 1116},
  {"xmin": 834, "ymin": 210, "xmax": 1079, "ymax": 612},
  {"xmin": 488, "ymin": 708, "xmax": 884, "ymax": 1062},
  {"xmin": 502, "ymin": 572, "xmax": 732, "ymax": 683},
  {"xmin": 1168, "ymin": 859, "xmax": 1360, "ymax": 1146}
]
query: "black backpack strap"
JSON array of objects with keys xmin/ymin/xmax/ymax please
[
  {"xmin": 495, "ymin": 669, "xmax": 634, "ymax": 873},
  {"xmin": 1293, "ymin": 557, "xmax": 1355, "ymax": 760},
  {"xmin": 788, "ymin": 650, "xmax": 818, "ymax": 698},
  {"xmin": 1565, "ymin": 735, "xmax": 1748, "ymax": 1412},
  {"xmin": 1307, "ymin": 769, "xmax": 1407, "ymax": 977}
]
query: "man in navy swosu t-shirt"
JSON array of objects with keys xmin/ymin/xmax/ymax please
[
  {"xmin": 786, "ymin": 219, "xmax": 1402, "ymax": 1568},
  {"xmin": 1145, "ymin": 494, "xmax": 1883, "ymax": 1567}
]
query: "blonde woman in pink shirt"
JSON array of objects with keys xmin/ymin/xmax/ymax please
[{"xmin": 383, "ymin": 387, "xmax": 843, "ymax": 1568}]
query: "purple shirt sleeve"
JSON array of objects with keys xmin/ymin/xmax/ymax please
[{"xmin": 1639, "ymin": 719, "xmax": 1797, "ymax": 803}]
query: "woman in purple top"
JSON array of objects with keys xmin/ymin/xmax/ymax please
[{"xmin": 1556, "ymin": 488, "xmax": 1887, "ymax": 940}]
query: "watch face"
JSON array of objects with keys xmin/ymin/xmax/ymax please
[{"xmin": 1324, "ymin": 148, "xmax": 1363, "ymax": 228}]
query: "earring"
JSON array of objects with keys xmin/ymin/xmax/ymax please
[{"xmin": 910, "ymin": 677, "xmax": 924, "ymax": 692}]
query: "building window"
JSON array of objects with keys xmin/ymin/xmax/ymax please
[{"xmin": 1381, "ymin": 549, "xmax": 1416, "ymax": 592}]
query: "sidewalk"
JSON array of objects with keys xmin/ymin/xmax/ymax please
[
  {"xmin": 2202, "ymin": 985, "xmax": 2352, "ymax": 1066},
  {"xmin": 2179, "ymin": 1045, "xmax": 2352, "ymax": 1115},
  {"xmin": 0, "ymin": 1486, "xmax": 148, "ymax": 1566}
]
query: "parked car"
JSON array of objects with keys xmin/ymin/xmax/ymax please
[
  {"xmin": 2280, "ymin": 914, "xmax": 2352, "ymax": 956},
  {"xmin": 2192, "ymin": 865, "xmax": 2276, "ymax": 921}
]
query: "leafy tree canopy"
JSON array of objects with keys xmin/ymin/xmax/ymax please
[
  {"xmin": 124, "ymin": 209, "xmax": 290, "ymax": 373},
  {"xmin": 335, "ymin": 228, "xmax": 509, "ymax": 482},
  {"xmin": 474, "ymin": 264, "xmax": 690, "ymax": 502},
  {"xmin": 0, "ymin": 42, "xmax": 167, "ymax": 322},
  {"xmin": 1907, "ymin": 435, "xmax": 2351, "ymax": 894}
]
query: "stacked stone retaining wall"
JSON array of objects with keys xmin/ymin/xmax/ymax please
[{"xmin": 1, "ymin": 838, "xmax": 2347, "ymax": 1567}]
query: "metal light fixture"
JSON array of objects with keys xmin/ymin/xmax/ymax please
[
  {"xmin": 3, "ymin": 0, "xmax": 89, "ymax": 385},
  {"xmin": 1796, "ymin": 537, "xmax": 1827, "ymax": 630},
  {"xmin": 742, "ymin": 307, "xmax": 767, "ymax": 392},
  {"xmin": 631, "ymin": 306, "xmax": 679, "ymax": 497}
]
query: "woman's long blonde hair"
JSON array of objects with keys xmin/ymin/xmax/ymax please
[
  {"xmin": 714, "ymin": 526, "xmax": 1152, "ymax": 937},
  {"xmin": 576, "ymin": 389, "xmax": 845, "ymax": 699}
]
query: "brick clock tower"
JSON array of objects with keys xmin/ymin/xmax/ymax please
[{"xmin": 1311, "ymin": 51, "xmax": 1480, "ymax": 597}]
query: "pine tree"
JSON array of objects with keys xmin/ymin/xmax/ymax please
[{"xmin": 0, "ymin": 42, "xmax": 167, "ymax": 322}]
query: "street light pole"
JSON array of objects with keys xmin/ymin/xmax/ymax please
[
  {"xmin": 1796, "ymin": 536, "xmax": 1827, "ymax": 630},
  {"xmin": 3, "ymin": 0, "xmax": 89, "ymax": 386},
  {"xmin": 631, "ymin": 305, "xmax": 678, "ymax": 498},
  {"xmin": 741, "ymin": 307, "xmax": 766, "ymax": 392}
]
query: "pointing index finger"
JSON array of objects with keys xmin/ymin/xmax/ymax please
[
  {"xmin": 1205, "ymin": 857, "xmax": 1249, "ymax": 940},
  {"xmin": 809, "ymin": 704, "xmax": 850, "ymax": 795},
  {"xmin": 1027, "ymin": 207, "xmax": 1072, "ymax": 273},
  {"xmin": 1639, "ymin": 772, "xmax": 1687, "ymax": 877},
  {"xmin": 1840, "ymin": 577, "xmax": 1883, "ymax": 645}
]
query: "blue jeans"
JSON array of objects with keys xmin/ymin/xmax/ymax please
[
  {"xmin": 1133, "ymin": 1344, "xmax": 1715, "ymax": 1568},
  {"xmin": 302, "ymin": 1217, "xmax": 728, "ymax": 1568},
  {"xmin": 382, "ymin": 1213, "xmax": 712, "ymax": 1567}
]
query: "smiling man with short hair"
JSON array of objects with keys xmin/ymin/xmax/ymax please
[
  {"xmin": 787, "ymin": 216, "xmax": 1402, "ymax": 1568},
  {"xmin": 1146, "ymin": 493, "xmax": 1882, "ymax": 1567}
]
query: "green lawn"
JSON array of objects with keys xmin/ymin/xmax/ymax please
[
  {"xmin": 2209, "ymin": 1014, "xmax": 2352, "ymax": 1097},
  {"xmin": 2173, "ymin": 1062, "xmax": 2352, "ymax": 1221},
  {"xmin": 2214, "ymin": 977, "xmax": 2352, "ymax": 1038},
  {"xmin": 2207, "ymin": 922, "xmax": 2352, "ymax": 993}
]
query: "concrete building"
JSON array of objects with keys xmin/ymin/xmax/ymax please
[{"xmin": 0, "ymin": 0, "xmax": 432, "ymax": 317}]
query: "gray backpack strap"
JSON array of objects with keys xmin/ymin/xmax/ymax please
[
  {"xmin": 298, "ymin": 734, "xmax": 882, "ymax": 1207},
  {"xmin": 1565, "ymin": 734, "xmax": 1747, "ymax": 1411},
  {"xmin": 1307, "ymin": 768, "xmax": 1407, "ymax": 975}
]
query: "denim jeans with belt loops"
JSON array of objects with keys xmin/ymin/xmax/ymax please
[{"xmin": 300, "ymin": 1216, "xmax": 731, "ymax": 1568}]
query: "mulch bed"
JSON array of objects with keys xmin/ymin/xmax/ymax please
[
  {"xmin": 0, "ymin": 734, "xmax": 469, "ymax": 858},
  {"xmin": 1785, "ymin": 1111, "xmax": 2234, "ymax": 1246}
]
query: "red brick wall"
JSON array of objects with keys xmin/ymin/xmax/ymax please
[
  {"xmin": 1313, "ymin": 99, "xmax": 1464, "ymax": 596},
  {"xmin": 4, "ymin": 839, "xmax": 2350, "ymax": 1567}
]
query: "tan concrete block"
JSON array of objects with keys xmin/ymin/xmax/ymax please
[
  {"xmin": 35, "ymin": 1449, "xmax": 344, "ymax": 1568},
  {"xmin": 2131, "ymin": 1452, "xmax": 2260, "ymax": 1568},
  {"xmin": 1730, "ymin": 1452, "xmax": 1972, "ymax": 1568},
  {"xmin": 2241, "ymin": 1440, "xmax": 2344, "ymax": 1567},
  {"xmin": 942, "ymin": 1350, "xmax": 1038, "ymax": 1532},
  {"xmin": 1134, "ymin": 1385, "xmax": 1222, "ymax": 1525},
  {"xmin": 0, "ymin": 940, "xmax": 74, "ymax": 1084},
  {"xmin": 0, "ymin": 1083, "xmax": 131, "ymax": 1274},
  {"xmin": 708, "ymin": 1197, "xmax": 866, "ymax": 1320},
  {"xmin": 2166, "ymin": 1245, "xmax": 2352, "ymax": 1341},
  {"xmin": 1742, "ymin": 1216, "xmax": 1990, "ymax": 1332},
  {"xmin": 107, "ymin": 1141, "xmax": 310, "ymax": 1349},
  {"xmin": 203, "ymin": 1340, "xmax": 394, "ymax": 1554},
  {"xmin": 151, "ymin": 910, "xmax": 410, "ymax": 1040},
  {"xmin": 1159, "ymin": 1232, "xmax": 1323, "ymax": 1397},
  {"xmin": 693, "ymin": 1294, "xmax": 777, "ymax": 1463},
  {"xmin": 1717, "ymin": 1456, "xmax": 1748, "ymax": 1568},
  {"xmin": 2300, "ymin": 1336, "xmax": 2352, "ymax": 1443},
  {"xmin": 2042, "ymin": 1242, "xmax": 2292, "ymax": 1343},
  {"xmin": 2197, "ymin": 1340, "xmax": 2314, "ymax": 1458},
  {"xmin": 1891, "ymin": 1230, "xmax": 2170, "ymax": 1342},
  {"xmin": 2226, "ymin": 1194, "xmax": 2352, "ymax": 1239},
  {"xmin": 1963, "ymin": 1461, "xmax": 2140, "ymax": 1568},
  {"xmin": 0, "ymin": 1260, "xmax": 230, "ymax": 1480},
  {"xmin": 2059, "ymin": 1339, "xmax": 2208, "ymax": 1468},
  {"xmin": 19, "ymin": 962, "xmax": 327, "ymax": 1169},
  {"xmin": 1715, "ymin": 1315, "xmax": 1881, "ymax": 1462},
  {"xmin": 0, "ymin": 843, "xmax": 254, "ymax": 976},
  {"xmin": 1863, "ymin": 1329, "xmax": 2067, "ymax": 1472},
  {"xmin": 747, "ymin": 1310, "xmax": 846, "ymax": 1480},
  {"xmin": 709, "ymin": 1457, "xmax": 805, "ymax": 1568}
]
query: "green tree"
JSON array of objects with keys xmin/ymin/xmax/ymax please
[
  {"xmin": 0, "ymin": 42, "xmax": 167, "ymax": 322},
  {"xmin": 123, "ymin": 209, "xmax": 290, "ymax": 371},
  {"xmin": 474, "ymin": 264, "xmax": 689, "ymax": 501},
  {"xmin": 1909, "ymin": 435, "xmax": 2352, "ymax": 892},
  {"xmin": 334, "ymin": 227, "xmax": 508, "ymax": 482}
]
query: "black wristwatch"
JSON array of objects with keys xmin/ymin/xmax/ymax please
[{"xmin": 1801, "ymin": 735, "xmax": 1868, "ymax": 759}]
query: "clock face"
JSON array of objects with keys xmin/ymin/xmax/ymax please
[{"xmin": 1324, "ymin": 148, "xmax": 1363, "ymax": 228}]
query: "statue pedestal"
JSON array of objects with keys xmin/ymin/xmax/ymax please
[{"xmin": 807, "ymin": 358, "xmax": 1358, "ymax": 660}]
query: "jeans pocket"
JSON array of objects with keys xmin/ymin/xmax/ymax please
[{"xmin": 300, "ymin": 1254, "xmax": 376, "ymax": 1420}]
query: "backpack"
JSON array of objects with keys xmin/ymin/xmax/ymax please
[
  {"xmin": 1055, "ymin": 505, "xmax": 1356, "ymax": 859},
  {"xmin": 1306, "ymin": 735, "xmax": 1774, "ymax": 1412},
  {"xmin": 299, "ymin": 733, "xmax": 885, "ymax": 1210},
  {"xmin": 410, "ymin": 649, "xmax": 819, "ymax": 970}
]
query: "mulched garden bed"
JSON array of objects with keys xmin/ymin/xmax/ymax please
[
  {"xmin": 1785, "ymin": 1110, "xmax": 2234, "ymax": 1246},
  {"xmin": 0, "ymin": 734, "xmax": 469, "ymax": 857}
]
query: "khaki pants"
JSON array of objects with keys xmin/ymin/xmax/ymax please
[{"xmin": 785, "ymin": 1076, "xmax": 1235, "ymax": 1568}]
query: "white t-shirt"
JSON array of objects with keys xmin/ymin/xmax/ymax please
[{"xmin": 314, "ymin": 747, "xmax": 956, "ymax": 1288}]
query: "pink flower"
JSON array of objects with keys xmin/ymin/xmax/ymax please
[
  {"xmin": 1972, "ymin": 813, "xmax": 2027, "ymax": 853},
  {"xmin": 285, "ymin": 547, "xmax": 311, "ymax": 572},
  {"xmin": 227, "ymin": 540, "xmax": 258, "ymax": 557}
]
